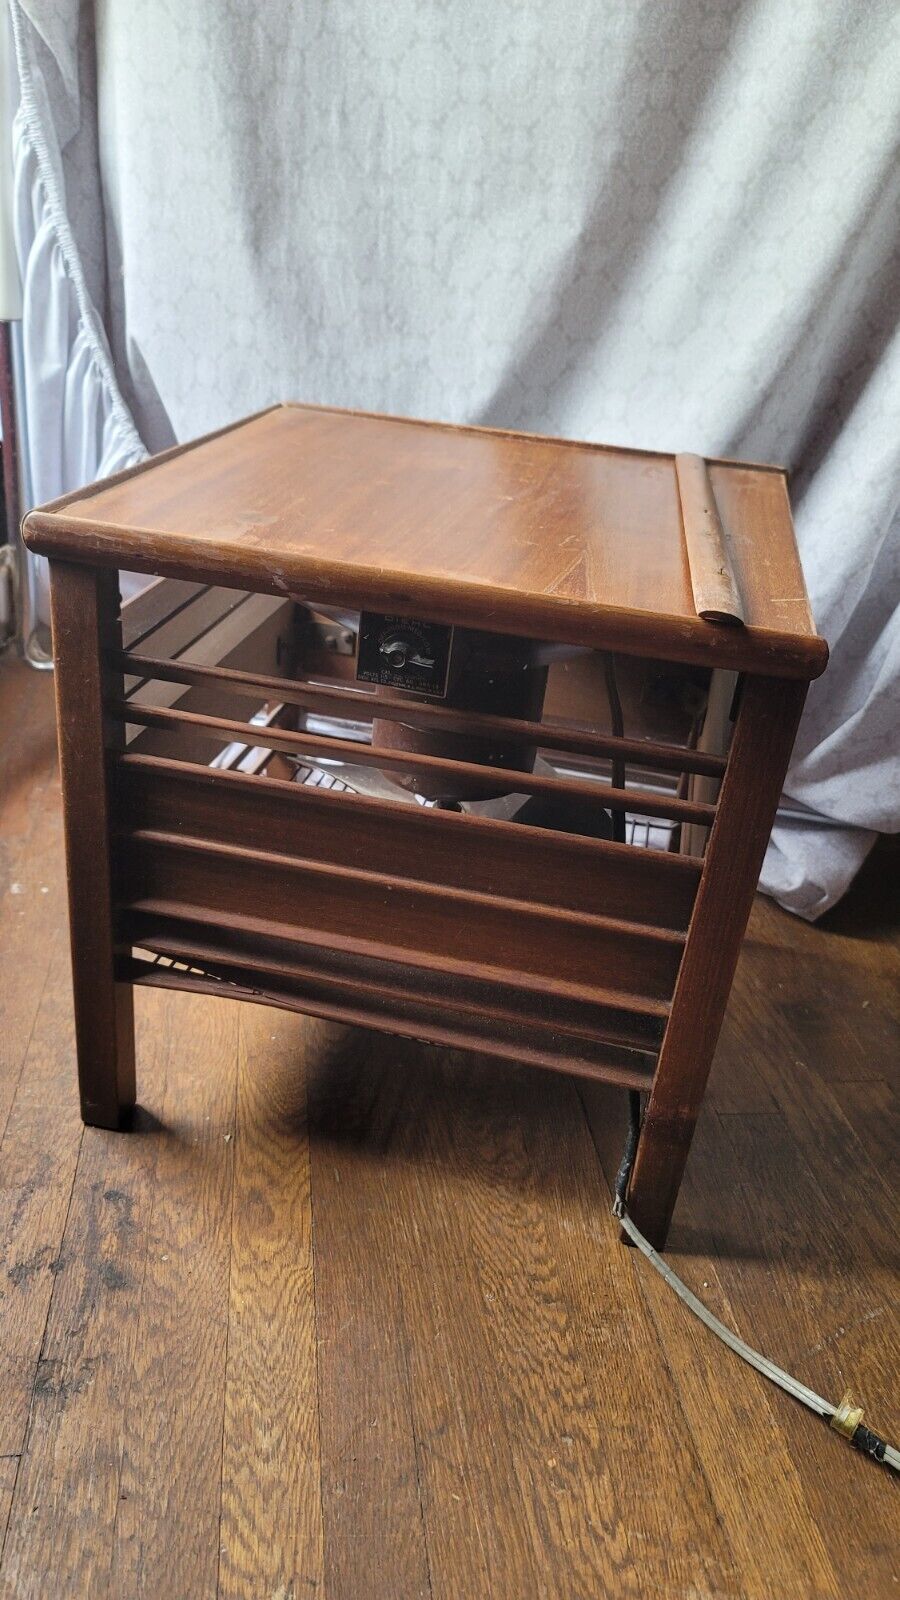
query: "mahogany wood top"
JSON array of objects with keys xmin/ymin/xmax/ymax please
[{"xmin": 24, "ymin": 402, "xmax": 827, "ymax": 678}]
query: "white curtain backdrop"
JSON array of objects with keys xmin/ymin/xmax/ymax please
[{"xmin": 11, "ymin": 0, "xmax": 900, "ymax": 918}]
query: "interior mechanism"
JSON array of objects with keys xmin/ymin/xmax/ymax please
[
  {"xmin": 360, "ymin": 612, "xmax": 551, "ymax": 806},
  {"xmin": 119, "ymin": 591, "xmax": 725, "ymax": 852}
]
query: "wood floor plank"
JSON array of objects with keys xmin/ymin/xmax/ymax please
[
  {"xmin": 0, "ymin": 992, "xmax": 173, "ymax": 1600},
  {"xmin": 704, "ymin": 958, "xmax": 790, "ymax": 1115},
  {"xmin": 0, "ymin": 938, "xmax": 82, "ymax": 1466},
  {"xmin": 0, "ymin": 1458, "xmax": 17, "ymax": 1570},
  {"xmin": 830, "ymin": 1077, "xmax": 897, "ymax": 1191},
  {"xmin": 604, "ymin": 1095, "xmax": 842, "ymax": 1600},
  {"xmin": 307, "ymin": 1029, "xmax": 433, "ymax": 1600},
  {"xmin": 710, "ymin": 1108, "xmax": 898, "ymax": 1597},
  {"xmin": 744, "ymin": 891, "xmax": 899, "ymax": 1086},
  {"xmin": 0, "ymin": 664, "xmax": 66, "ymax": 1146},
  {"xmin": 217, "ymin": 1005, "xmax": 324, "ymax": 1600},
  {"xmin": 449, "ymin": 1057, "xmax": 739, "ymax": 1599},
  {"xmin": 750, "ymin": 1046, "xmax": 898, "ymax": 1276},
  {"xmin": 311, "ymin": 1036, "xmax": 741, "ymax": 1598},
  {"xmin": 317, "ymin": 1038, "xmax": 545, "ymax": 1599},
  {"xmin": 108, "ymin": 990, "xmax": 238, "ymax": 1600}
]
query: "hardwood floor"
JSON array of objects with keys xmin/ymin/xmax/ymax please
[{"xmin": 0, "ymin": 654, "xmax": 897, "ymax": 1599}]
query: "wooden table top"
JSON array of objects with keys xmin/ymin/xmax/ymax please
[{"xmin": 24, "ymin": 403, "xmax": 827, "ymax": 678}]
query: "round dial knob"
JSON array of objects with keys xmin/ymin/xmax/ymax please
[
  {"xmin": 379, "ymin": 629, "xmax": 435, "ymax": 674},
  {"xmin": 380, "ymin": 631, "xmax": 411, "ymax": 671}
]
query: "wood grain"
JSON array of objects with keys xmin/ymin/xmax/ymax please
[
  {"xmin": 108, "ymin": 991, "xmax": 238, "ymax": 1598},
  {"xmin": 0, "ymin": 993, "xmax": 172, "ymax": 1600},
  {"xmin": 713, "ymin": 1107, "xmax": 898, "ymax": 1596},
  {"xmin": 116, "ymin": 753, "xmax": 702, "ymax": 930},
  {"xmin": 433, "ymin": 1053, "xmax": 738, "ymax": 1597},
  {"xmin": 308, "ymin": 1031, "xmax": 433, "ymax": 1600},
  {"xmin": 628, "ymin": 675, "xmax": 808, "ymax": 1246},
  {"xmin": 24, "ymin": 403, "xmax": 827, "ymax": 679},
  {"xmin": 218, "ymin": 1008, "xmax": 324, "ymax": 1600},
  {"xmin": 48, "ymin": 562, "xmax": 134, "ymax": 1128},
  {"xmin": 581, "ymin": 1083, "xmax": 844, "ymax": 1600},
  {"xmin": 0, "ymin": 654, "xmax": 64, "ymax": 1146},
  {"xmin": 0, "ymin": 940, "xmax": 83, "ymax": 1468}
]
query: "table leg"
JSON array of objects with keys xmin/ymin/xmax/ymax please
[
  {"xmin": 626, "ymin": 675, "xmax": 808, "ymax": 1248},
  {"xmin": 49, "ymin": 559, "xmax": 135, "ymax": 1127}
]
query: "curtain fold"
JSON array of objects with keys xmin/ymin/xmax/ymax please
[{"xmin": 10, "ymin": 0, "xmax": 146, "ymax": 627}]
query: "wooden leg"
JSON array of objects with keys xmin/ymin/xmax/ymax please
[
  {"xmin": 49, "ymin": 560, "xmax": 135, "ymax": 1127},
  {"xmin": 626, "ymin": 675, "xmax": 808, "ymax": 1248}
]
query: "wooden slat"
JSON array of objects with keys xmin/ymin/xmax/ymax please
[
  {"xmin": 119, "ymin": 915, "xmax": 664, "ymax": 1055},
  {"xmin": 118, "ymin": 830, "xmax": 684, "ymax": 1001},
  {"xmin": 115, "ymin": 755, "xmax": 701, "ymax": 932},
  {"xmin": 124, "ymin": 594, "xmax": 293, "ymax": 763},
  {"xmin": 122, "ymin": 959, "xmax": 655, "ymax": 1091},
  {"xmin": 124, "ymin": 826, "xmax": 685, "ymax": 948},
  {"xmin": 676, "ymin": 453, "xmax": 745, "ymax": 626},
  {"xmin": 120, "ymin": 899, "xmax": 671, "ymax": 1023},
  {"xmin": 120, "ymin": 577, "xmax": 209, "ymax": 649},
  {"xmin": 121, "ymin": 586, "xmax": 252, "ymax": 664},
  {"xmin": 114, "ymin": 650, "xmax": 728, "ymax": 778},
  {"xmin": 110, "ymin": 702, "xmax": 718, "ymax": 826}
]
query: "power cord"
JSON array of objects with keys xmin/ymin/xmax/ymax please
[{"xmin": 615, "ymin": 1090, "xmax": 899, "ymax": 1474}]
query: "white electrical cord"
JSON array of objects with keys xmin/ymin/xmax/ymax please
[{"xmin": 615, "ymin": 1096, "xmax": 899, "ymax": 1473}]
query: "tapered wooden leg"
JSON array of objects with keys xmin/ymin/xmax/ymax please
[
  {"xmin": 626, "ymin": 675, "xmax": 808, "ymax": 1248},
  {"xmin": 49, "ymin": 560, "xmax": 135, "ymax": 1127}
]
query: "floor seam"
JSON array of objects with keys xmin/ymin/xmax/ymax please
[
  {"xmin": 106, "ymin": 1007, "xmax": 176, "ymax": 1592},
  {"xmin": 0, "ymin": 926, "xmax": 60, "ymax": 1153},
  {"xmin": 308, "ymin": 1060, "xmax": 331, "ymax": 1600},
  {"xmin": 214, "ymin": 1007, "xmax": 241, "ymax": 1600}
]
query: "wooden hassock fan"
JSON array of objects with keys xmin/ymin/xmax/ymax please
[{"xmin": 23, "ymin": 403, "xmax": 827, "ymax": 1248}]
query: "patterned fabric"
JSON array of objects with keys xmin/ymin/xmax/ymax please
[{"xmin": 13, "ymin": 0, "xmax": 900, "ymax": 916}]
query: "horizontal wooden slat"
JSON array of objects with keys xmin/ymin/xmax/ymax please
[
  {"xmin": 121, "ymin": 586, "xmax": 252, "ymax": 662},
  {"xmin": 127, "ymin": 827, "xmax": 686, "ymax": 948},
  {"xmin": 123, "ymin": 595, "xmax": 294, "ymax": 763},
  {"xmin": 120, "ymin": 578, "xmax": 209, "ymax": 648},
  {"xmin": 119, "ymin": 897, "xmax": 672, "ymax": 1023},
  {"xmin": 110, "ymin": 703, "xmax": 718, "ymax": 827},
  {"xmin": 119, "ymin": 915, "xmax": 664, "ymax": 1055},
  {"xmin": 117, "ymin": 830, "xmax": 684, "ymax": 1001},
  {"xmin": 113, "ymin": 650, "xmax": 728, "ymax": 778},
  {"xmin": 119, "ymin": 956, "xmax": 656, "ymax": 1092},
  {"xmin": 116, "ymin": 755, "xmax": 702, "ymax": 931}
]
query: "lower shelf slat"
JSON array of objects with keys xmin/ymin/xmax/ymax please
[
  {"xmin": 121, "ymin": 910, "xmax": 665, "ymax": 1054},
  {"xmin": 120, "ymin": 898, "xmax": 671, "ymax": 1023},
  {"xmin": 119, "ymin": 952, "xmax": 656, "ymax": 1092}
]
